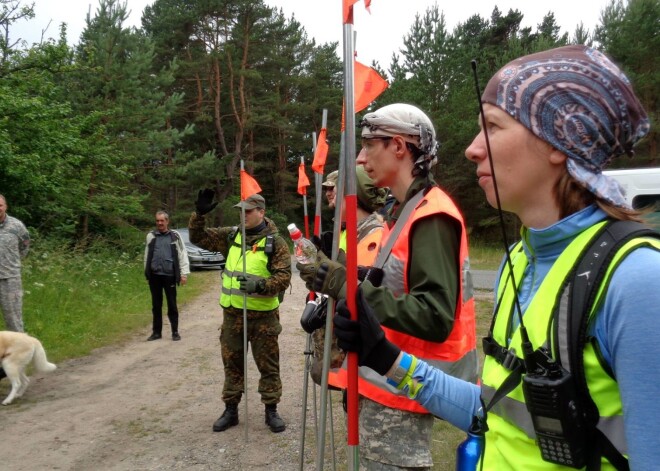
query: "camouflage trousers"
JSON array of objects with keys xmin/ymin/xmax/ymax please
[
  {"xmin": 0, "ymin": 276, "xmax": 24, "ymax": 332},
  {"xmin": 220, "ymin": 309, "xmax": 282, "ymax": 405},
  {"xmin": 358, "ymin": 397, "xmax": 434, "ymax": 470},
  {"xmin": 310, "ymin": 326, "xmax": 345, "ymax": 386}
]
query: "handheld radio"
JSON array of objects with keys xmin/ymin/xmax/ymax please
[
  {"xmin": 522, "ymin": 349, "xmax": 587, "ymax": 468},
  {"xmin": 470, "ymin": 60, "xmax": 589, "ymax": 469}
]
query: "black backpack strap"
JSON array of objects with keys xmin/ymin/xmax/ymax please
[{"xmin": 569, "ymin": 220, "xmax": 657, "ymax": 470}]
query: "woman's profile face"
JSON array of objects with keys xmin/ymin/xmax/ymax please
[{"xmin": 465, "ymin": 104, "xmax": 566, "ymax": 227}]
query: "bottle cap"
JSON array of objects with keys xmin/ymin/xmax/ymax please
[{"xmin": 287, "ymin": 223, "xmax": 301, "ymax": 239}]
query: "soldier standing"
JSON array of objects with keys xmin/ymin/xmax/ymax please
[{"xmin": 189, "ymin": 190, "xmax": 292, "ymax": 433}]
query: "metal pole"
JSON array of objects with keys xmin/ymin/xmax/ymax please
[
  {"xmin": 239, "ymin": 160, "xmax": 249, "ymax": 442},
  {"xmin": 316, "ymin": 112, "xmax": 338, "ymax": 471},
  {"xmin": 299, "ymin": 333, "xmax": 314, "ymax": 470},
  {"xmin": 342, "ymin": 6, "xmax": 360, "ymax": 470}
]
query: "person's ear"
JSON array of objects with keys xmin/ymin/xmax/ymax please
[
  {"xmin": 549, "ymin": 148, "xmax": 567, "ymax": 166},
  {"xmin": 392, "ymin": 136, "xmax": 407, "ymax": 159}
]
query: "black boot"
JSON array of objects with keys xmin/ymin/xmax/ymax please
[
  {"xmin": 213, "ymin": 404, "xmax": 239, "ymax": 432},
  {"xmin": 265, "ymin": 404, "xmax": 286, "ymax": 433}
]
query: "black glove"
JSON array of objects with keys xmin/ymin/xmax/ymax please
[
  {"xmin": 357, "ymin": 266, "xmax": 384, "ymax": 287},
  {"xmin": 195, "ymin": 188, "xmax": 218, "ymax": 215},
  {"xmin": 237, "ymin": 276, "xmax": 263, "ymax": 294},
  {"xmin": 300, "ymin": 297, "xmax": 328, "ymax": 334},
  {"xmin": 333, "ymin": 288, "xmax": 400, "ymax": 375}
]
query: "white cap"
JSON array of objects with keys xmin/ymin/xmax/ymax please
[{"xmin": 287, "ymin": 223, "xmax": 301, "ymax": 239}]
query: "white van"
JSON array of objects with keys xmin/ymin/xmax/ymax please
[{"xmin": 604, "ymin": 167, "xmax": 660, "ymax": 229}]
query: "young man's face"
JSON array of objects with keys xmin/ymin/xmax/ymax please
[{"xmin": 356, "ymin": 137, "xmax": 397, "ymax": 189}]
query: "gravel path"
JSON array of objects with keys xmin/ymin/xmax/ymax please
[{"xmin": 0, "ymin": 260, "xmax": 344, "ymax": 470}]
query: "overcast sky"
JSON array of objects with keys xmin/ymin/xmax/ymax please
[{"xmin": 12, "ymin": 0, "xmax": 613, "ymax": 66}]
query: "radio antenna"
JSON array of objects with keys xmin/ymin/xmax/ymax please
[{"xmin": 470, "ymin": 60, "xmax": 535, "ymax": 371}]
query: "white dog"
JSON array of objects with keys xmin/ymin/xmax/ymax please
[{"xmin": 0, "ymin": 331, "xmax": 57, "ymax": 405}]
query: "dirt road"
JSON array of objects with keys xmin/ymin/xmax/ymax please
[{"xmin": 0, "ymin": 263, "xmax": 345, "ymax": 470}]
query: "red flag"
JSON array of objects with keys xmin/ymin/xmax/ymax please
[
  {"xmin": 312, "ymin": 128, "xmax": 329, "ymax": 174},
  {"xmin": 240, "ymin": 169, "xmax": 262, "ymax": 200},
  {"xmin": 354, "ymin": 60, "xmax": 388, "ymax": 113},
  {"xmin": 297, "ymin": 162, "xmax": 310, "ymax": 196}
]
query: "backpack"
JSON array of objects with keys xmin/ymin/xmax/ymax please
[{"xmin": 561, "ymin": 220, "xmax": 659, "ymax": 470}]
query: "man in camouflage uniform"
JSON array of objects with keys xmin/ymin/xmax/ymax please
[
  {"xmin": 0, "ymin": 194, "xmax": 30, "ymax": 380},
  {"xmin": 0, "ymin": 195, "xmax": 30, "ymax": 332},
  {"xmin": 189, "ymin": 190, "xmax": 291, "ymax": 433}
]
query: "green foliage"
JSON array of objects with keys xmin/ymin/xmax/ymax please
[
  {"xmin": 0, "ymin": 0, "xmax": 656, "ymax": 246},
  {"xmin": 595, "ymin": 0, "xmax": 658, "ymax": 166}
]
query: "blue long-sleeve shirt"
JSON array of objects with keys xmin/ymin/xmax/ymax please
[{"xmin": 408, "ymin": 206, "xmax": 660, "ymax": 469}]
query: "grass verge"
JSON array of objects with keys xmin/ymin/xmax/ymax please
[{"xmin": 13, "ymin": 239, "xmax": 214, "ymax": 362}]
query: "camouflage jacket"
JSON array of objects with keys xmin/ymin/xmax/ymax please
[{"xmin": 0, "ymin": 215, "xmax": 30, "ymax": 279}]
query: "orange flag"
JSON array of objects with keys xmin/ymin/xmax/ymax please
[
  {"xmin": 354, "ymin": 60, "xmax": 388, "ymax": 113},
  {"xmin": 240, "ymin": 169, "xmax": 262, "ymax": 200},
  {"xmin": 297, "ymin": 162, "xmax": 310, "ymax": 196},
  {"xmin": 343, "ymin": 0, "xmax": 372, "ymax": 23},
  {"xmin": 343, "ymin": 0, "xmax": 358, "ymax": 23},
  {"xmin": 312, "ymin": 128, "xmax": 329, "ymax": 174}
]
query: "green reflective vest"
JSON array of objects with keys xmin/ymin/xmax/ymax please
[
  {"xmin": 220, "ymin": 233, "xmax": 279, "ymax": 311},
  {"xmin": 481, "ymin": 221, "xmax": 660, "ymax": 470}
]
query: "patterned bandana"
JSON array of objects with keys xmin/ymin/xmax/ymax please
[
  {"xmin": 359, "ymin": 103, "xmax": 439, "ymax": 171},
  {"xmin": 482, "ymin": 45, "xmax": 650, "ymax": 208}
]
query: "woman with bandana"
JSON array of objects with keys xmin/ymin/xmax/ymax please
[{"xmin": 334, "ymin": 45, "xmax": 660, "ymax": 470}]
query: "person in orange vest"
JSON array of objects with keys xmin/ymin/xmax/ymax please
[{"xmin": 298, "ymin": 104, "xmax": 478, "ymax": 470}]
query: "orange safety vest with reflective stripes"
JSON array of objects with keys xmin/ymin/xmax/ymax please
[{"xmin": 329, "ymin": 186, "xmax": 478, "ymax": 413}]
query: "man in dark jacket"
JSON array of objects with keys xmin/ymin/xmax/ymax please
[
  {"xmin": 189, "ymin": 191, "xmax": 292, "ymax": 433},
  {"xmin": 144, "ymin": 211, "xmax": 190, "ymax": 341}
]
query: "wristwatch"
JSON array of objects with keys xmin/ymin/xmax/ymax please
[{"xmin": 386, "ymin": 353, "xmax": 411, "ymax": 387}]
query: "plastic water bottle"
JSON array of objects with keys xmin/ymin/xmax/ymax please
[
  {"xmin": 456, "ymin": 417, "xmax": 484, "ymax": 471},
  {"xmin": 287, "ymin": 223, "xmax": 317, "ymax": 264}
]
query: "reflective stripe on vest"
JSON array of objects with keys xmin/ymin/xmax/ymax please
[
  {"xmin": 482, "ymin": 222, "xmax": 660, "ymax": 469},
  {"xmin": 331, "ymin": 187, "xmax": 478, "ymax": 413},
  {"xmin": 220, "ymin": 233, "xmax": 279, "ymax": 311},
  {"xmin": 339, "ymin": 230, "xmax": 347, "ymax": 252}
]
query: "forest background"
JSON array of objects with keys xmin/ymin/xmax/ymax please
[{"xmin": 1, "ymin": 0, "xmax": 657, "ymax": 250}]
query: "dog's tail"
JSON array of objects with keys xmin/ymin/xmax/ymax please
[{"xmin": 31, "ymin": 338, "xmax": 57, "ymax": 373}]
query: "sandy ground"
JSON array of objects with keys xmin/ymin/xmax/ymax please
[{"xmin": 0, "ymin": 260, "xmax": 346, "ymax": 470}]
